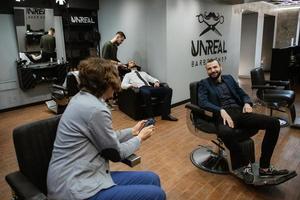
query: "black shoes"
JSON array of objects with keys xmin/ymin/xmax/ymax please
[
  {"xmin": 161, "ymin": 114, "xmax": 178, "ymax": 121},
  {"xmin": 242, "ymin": 163, "xmax": 254, "ymax": 184},
  {"xmin": 259, "ymin": 166, "xmax": 289, "ymax": 177}
]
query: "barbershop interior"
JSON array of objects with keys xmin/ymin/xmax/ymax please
[{"xmin": 2, "ymin": 0, "xmax": 300, "ymax": 199}]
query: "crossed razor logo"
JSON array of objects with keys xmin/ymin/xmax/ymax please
[{"xmin": 196, "ymin": 12, "xmax": 224, "ymax": 37}]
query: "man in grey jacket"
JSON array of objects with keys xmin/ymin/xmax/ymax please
[{"xmin": 47, "ymin": 58, "xmax": 165, "ymax": 200}]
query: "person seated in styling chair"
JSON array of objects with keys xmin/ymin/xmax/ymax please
[
  {"xmin": 47, "ymin": 57, "xmax": 166, "ymax": 200},
  {"xmin": 198, "ymin": 59, "xmax": 291, "ymax": 178},
  {"xmin": 121, "ymin": 60, "xmax": 178, "ymax": 121}
]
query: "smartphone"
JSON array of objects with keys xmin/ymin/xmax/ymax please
[{"xmin": 143, "ymin": 118, "xmax": 156, "ymax": 127}]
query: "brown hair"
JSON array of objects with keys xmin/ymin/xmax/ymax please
[
  {"xmin": 49, "ymin": 27, "xmax": 55, "ymax": 33},
  {"xmin": 78, "ymin": 57, "xmax": 121, "ymax": 98},
  {"xmin": 116, "ymin": 31, "xmax": 126, "ymax": 39},
  {"xmin": 206, "ymin": 58, "xmax": 220, "ymax": 66}
]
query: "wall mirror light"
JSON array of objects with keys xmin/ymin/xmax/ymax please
[{"xmin": 13, "ymin": 7, "xmax": 56, "ymax": 64}]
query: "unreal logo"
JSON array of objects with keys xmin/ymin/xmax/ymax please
[
  {"xmin": 70, "ymin": 16, "xmax": 95, "ymax": 24},
  {"xmin": 197, "ymin": 12, "xmax": 224, "ymax": 36},
  {"xmin": 191, "ymin": 12, "xmax": 227, "ymax": 67}
]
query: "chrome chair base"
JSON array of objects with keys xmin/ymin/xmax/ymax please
[{"xmin": 190, "ymin": 146, "xmax": 229, "ymax": 174}]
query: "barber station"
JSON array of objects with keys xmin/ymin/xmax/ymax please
[{"xmin": 1, "ymin": 0, "xmax": 300, "ymax": 200}]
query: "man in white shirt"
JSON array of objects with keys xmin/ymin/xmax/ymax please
[{"xmin": 121, "ymin": 61, "xmax": 178, "ymax": 121}]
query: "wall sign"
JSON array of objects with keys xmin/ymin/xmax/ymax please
[
  {"xmin": 191, "ymin": 12, "xmax": 227, "ymax": 67},
  {"xmin": 70, "ymin": 15, "xmax": 96, "ymax": 24},
  {"xmin": 26, "ymin": 8, "xmax": 45, "ymax": 19},
  {"xmin": 26, "ymin": 8, "xmax": 45, "ymax": 31}
]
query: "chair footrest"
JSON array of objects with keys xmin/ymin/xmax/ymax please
[{"xmin": 233, "ymin": 163, "xmax": 297, "ymax": 186}]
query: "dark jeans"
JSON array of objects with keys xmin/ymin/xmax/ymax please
[
  {"xmin": 139, "ymin": 86, "xmax": 172, "ymax": 118},
  {"xmin": 216, "ymin": 107, "xmax": 280, "ymax": 168}
]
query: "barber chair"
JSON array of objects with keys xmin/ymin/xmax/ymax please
[
  {"xmin": 118, "ymin": 83, "xmax": 169, "ymax": 120},
  {"xmin": 5, "ymin": 116, "xmax": 141, "ymax": 200},
  {"xmin": 46, "ymin": 72, "xmax": 80, "ymax": 114},
  {"xmin": 250, "ymin": 67, "xmax": 298, "ymax": 128},
  {"xmin": 186, "ymin": 81, "xmax": 297, "ymax": 186}
]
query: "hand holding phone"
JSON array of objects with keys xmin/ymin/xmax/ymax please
[
  {"xmin": 143, "ymin": 118, "xmax": 156, "ymax": 127},
  {"xmin": 138, "ymin": 118, "xmax": 156, "ymax": 142}
]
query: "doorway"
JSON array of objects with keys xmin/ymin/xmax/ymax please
[
  {"xmin": 261, "ymin": 14, "xmax": 275, "ymax": 72},
  {"xmin": 239, "ymin": 11, "xmax": 258, "ymax": 77}
]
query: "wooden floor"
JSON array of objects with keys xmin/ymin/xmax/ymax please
[{"xmin": 1, "ymin": 78, "xmax": 300, "ymax": 200}]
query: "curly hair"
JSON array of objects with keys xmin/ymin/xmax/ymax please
[{"xmin": 78, "ymin": 57, "xmax": 121, "ymax": 98}]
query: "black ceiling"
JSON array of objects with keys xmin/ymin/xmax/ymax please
[{"xmin": 1, "ymin": 0, "xmax": 99, "ymax": 14}]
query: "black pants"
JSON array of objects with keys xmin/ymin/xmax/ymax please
[
  {"xmin": 216, "ymin": 107, "xmax": 280, "ymax": 168},
  {"xmin": 139, "ymin": 86, "xmax": 172, "ymax": 118}
]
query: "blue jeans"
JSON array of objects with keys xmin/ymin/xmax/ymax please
[{"xmin": 88, "ymin": 171, "xmax": 166, "ymax": 200}]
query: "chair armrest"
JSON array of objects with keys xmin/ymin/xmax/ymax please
[
  {"xmin": 265, "ymin": 80, "xmax": 290, "ymax": 89},
  {"xmin": 5, "ymin": 171, "xmax": 47, "ymax": 200},
  {"xmin": 265, "ymin": 80, "xmax": 289, "ymax": 86},
  {"xmin": 101, "ymin": 148, "xmax": 141, "ymax": 167},
  {"xmin": 160, "ymin": 82, "xmax": 169, "ymax": 88},
  {"xmin": 251, "ymin": 85, "xmax": 278, "ymax": 90},
  {"xmin": 121, "ymin": 154, "xmax": 141, "ymax": 167},
  {"xmin": 185, "ymin": 103, "xmax": 213, "ymax": 118},
  {"xmin": 52, "ymin": 84, "xmax": 67, "ymax": 91}
]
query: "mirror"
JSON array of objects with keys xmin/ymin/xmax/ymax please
[{"xmin": 13, "ymin": 7, "xmax": 56, "ymax": 64}]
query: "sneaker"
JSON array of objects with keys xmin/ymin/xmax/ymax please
[
  {"xmin": 242, "ymin": 163, "xmax": 254, "ymax": 184},
  {"xmin": 259, "ymin": 166, "xmax": 289, "ymax": 177}
]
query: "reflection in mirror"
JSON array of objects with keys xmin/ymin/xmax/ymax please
[{"xmin": 14, "ymin": 7, "xmax": 56, "ymax": 64}]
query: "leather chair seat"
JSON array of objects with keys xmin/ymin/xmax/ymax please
[{"xmin": 257, "ymin": 89, "xmax": 295, "ymax": 107}]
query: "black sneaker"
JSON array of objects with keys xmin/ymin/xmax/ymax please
[
  {"xmin": 242, "ymin": 163, "xmax": 254, "ymax": 184},
  {"xmin": 259, "ymin": 166, "xmax": 289, "ymax": 177}
]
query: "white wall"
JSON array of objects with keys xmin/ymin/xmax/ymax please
[
  {"xmin": 145, "ymin": 0, "xmax": 167, "ymax": 81},
  {"xmin": 98, "ymin": 0, "xmax": 148, "ymax": 70},
  {"xmin": 98, "ymin": 0, "xmax": 244, "ymax": 103},
  {"xmin": 98, "ymin": 0, "xmax": 167, "ymax": 81},
  {"xmin": 166, "ymin": 0, "xmax": 242, "ymax": 102}
]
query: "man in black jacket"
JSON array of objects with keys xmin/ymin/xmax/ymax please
[{"xmin": 198, "ymin": 59, "xmax": 289, "ymax": 177}]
